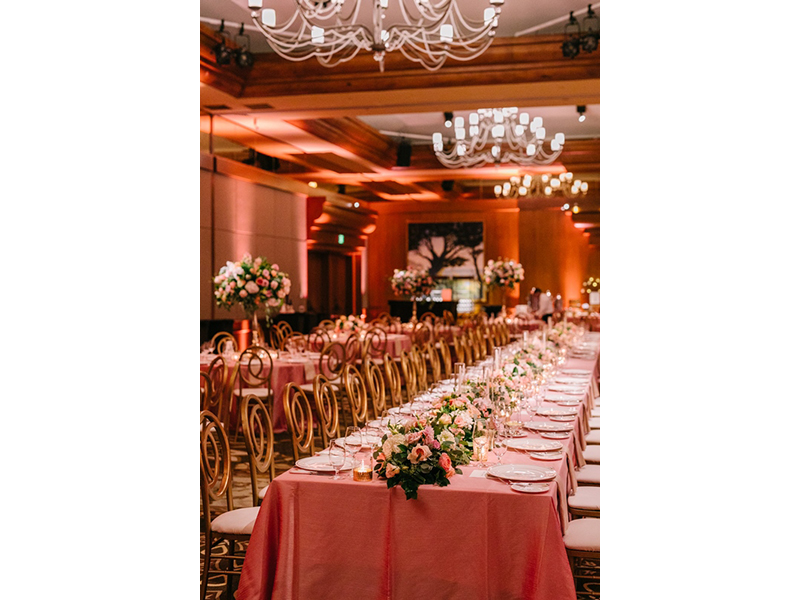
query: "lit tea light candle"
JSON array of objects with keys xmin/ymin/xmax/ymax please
[{"xmin": 353, "ymin": 461, "xmax": 372, "ymax": 482}]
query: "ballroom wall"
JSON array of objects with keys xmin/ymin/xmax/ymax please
[
  {"xmin": 200, "ymin": 160, "xmax": 307, "ymax": 321},
  {"xmin": 365, "ymin": 198, "xmax": 594, "ymax": 315}
]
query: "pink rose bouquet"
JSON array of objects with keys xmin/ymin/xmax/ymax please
[
  {"xmin": 390, "ymin": 266, "xmax": 435, "ymax": 298},
  {"xmin": 374, "ymin": 416, "xmax": 470, "ymax": 500},
  {"xmin": 214, "ymin": 253, "xmax": 291, "ymax": 316},
  {"xmin": 483, "ymin": 258, "xmax": 525, "ymax": 291}
]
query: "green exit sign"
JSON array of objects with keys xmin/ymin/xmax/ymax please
[{"xmin": 338, "ymin": 234, "xmax": 344, "ymax": 244}]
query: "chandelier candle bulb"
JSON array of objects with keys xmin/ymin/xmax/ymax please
[
  {"xmin": 248, "ymin": 0, "xmax": 262, "ymax": 8},
  {"xmin": 262, "ymin": 9, "xmax": 276, "ymax": 27}
]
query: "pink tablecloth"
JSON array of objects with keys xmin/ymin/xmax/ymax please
[{"xmin": 237, "ymin": 345, "xmax": 600, "ymax": 600}]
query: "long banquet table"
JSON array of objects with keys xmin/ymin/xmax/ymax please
[{"xmin": 236, "ymin": 334, "xmax": 600, "ymax": 600}]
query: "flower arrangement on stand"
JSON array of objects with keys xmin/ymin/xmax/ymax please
[
  {"xmin": 483, "ymin": 258, "xmax": 525, "ymax": 311},
  {"xmin": 390, "ymin": 266, "xmax": 435, "ymax": 322},
  {"xmin": 214, "ymin": 253, "xmax": 292, "ymax": 346},
  {"xmin": 374, "ymin": 416, "xmax": 471, "ymax": 500}
]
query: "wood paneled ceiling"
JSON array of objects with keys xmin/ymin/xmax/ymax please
[{"xmin": 199, "ymin": 3, "xmax": 600, "ymax": 245}]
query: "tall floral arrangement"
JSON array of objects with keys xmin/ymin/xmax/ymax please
[
  {"xmin": 390, "ymin": 266, "xmax": 435, "ymax": 298},
  {"xmin": 334, "ymin": 314, "xmax": 366, "ymax": 334},
  {"xmin": 214, "ymin": 253, "xmax": 292, "ymax": 317},
  {"xmin": 483, "ymin": 258, "xmax": 525, "ymax": 291},
  {"xmin": 374, "ymin": 415, "xmax": 470, "ymax": 500}
]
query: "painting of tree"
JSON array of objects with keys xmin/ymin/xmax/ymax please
[{"xmin": 408, "ymin": 221, "xmax": 484, "ymax": 293}]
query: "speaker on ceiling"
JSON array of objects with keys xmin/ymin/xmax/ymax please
[
  {"xmin": 441, "ymin": 180, "xmax": 454, "ymax": 192},
  {"xmin": 396, "ymin": 140, "xmax": 412, "ymax": 167}
]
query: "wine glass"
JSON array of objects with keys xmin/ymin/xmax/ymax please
[
  {"xmin": 328, "ymin": 439, "xmax": 346, "ymax": 480},
  {"xmin": 494, "ymin": 421, "xmax": 508, "ymax": 465},
  {"xmin": 343, "ymin": 426, "xmax": 363, "ymax": 461},
  {"xmin": 472, "ymin": 418, "xmax": 489, "ymax": 467}
]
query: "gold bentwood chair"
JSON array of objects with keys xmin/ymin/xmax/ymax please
[
  {"xmin": 200, "ymin": 411, "xmax": 260, "ymax": 600},
  {"xmin": 399, "ymin": 349, "xmax": 418, "ymax": 403},
  {"xmin": 343, "ymin": 364, "xmax": 370, "ymax": 428},
  {"xmin": 410, "ymin": 344, "xmax": 428, "ymax": 391},
  {"xmin": 565, "ymin": 451, "xmax": 600, "ymax": 519},
  {"xmin": 383, "ymin": 353, "xmax": 403, "ymax": 408},
  {"xmin": 307, "ymin": 326, "xmax": 332, "ymax": 352},
  {"xmin": 563, "ymin": 517, "xmax": 600, "ymax": 594},
  {"xmin": 438, "ymin": 339, "xmax": 453, "ymax": 380},
  {"xmin": 202, "ymin": 356, "xmax": 229, "ymax": 419},
  {"xmin": 276, "ymin": 320, "xmax": 293, "ymax": 338},
  {"xmin": 363, "ymin": 325, "xmax": 389, "ymax": 365},
  {"xmin": 211, "ymin": 331, "xmax": 238, "ymax": 355},
  {"xmin": 424, "ymin": 341, "xmax": 442, "ymax": 384},
  {"xmin": 299, "ymin": 341, "xmax": 347, "ymax": 396},
  {"xmin": 234, "ymin": 346, "xmax": 274, "ymax": 419},
  {"xmin": 366, "ymin": 362, "xmax": 387, "ymax": 420},
  {"xmin": 343, "ymin": 332, "xmax": 363, "ymax": 365},
  {"xmin": 281, "ymin": 331, "xmax": 308, "ymax": 353},
  {"xmin": 282, "ymin": 383, "xmax": 315, "ymax": 462},
  {"xmin": 451, "ymin": 335, "xmax": 466, "ymax": 365},
  {"xmin": 312, "ymin": 374, "xmax": 341, "ymax": 448},
  {"xmin": 239, "ymin": 394, "xmax": 275, "ymax": 506},
  {"xmin": 267, "ymin": 325, "xmax": 285, "ymax": 351}
]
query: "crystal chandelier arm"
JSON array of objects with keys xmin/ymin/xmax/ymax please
[{"xmin": 294, "ymin": 0, "xmax": 359, "ymax": 22}]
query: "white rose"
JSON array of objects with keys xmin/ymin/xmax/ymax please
[
  {"xmin": 382, "ymin": 433, "xmax": 405, "ymax": 457},
  {"xmin": 245, "ymin": 281, "xmax": 260, "ymax": 294}
]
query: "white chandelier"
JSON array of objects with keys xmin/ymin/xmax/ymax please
[
  {"xmin": 432, "ymin": 107, "xmax": 565, "ymax": 169},
  {"xmin": 247, "ymin": 0, "xmax": 505, "ymax": 72},
  {"xmin": 494, "ymin": 172, "xmax": 588, "ymax": 199}
]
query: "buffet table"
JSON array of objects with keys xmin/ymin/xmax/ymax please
[{"xmin": 236, "ymin": 336, "xmax": 599, "ymax": 600}]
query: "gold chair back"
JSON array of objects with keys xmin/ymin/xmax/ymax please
[
  {"xmin": 277, "ymin": 321, "xmax": 293, "ymax": 337},
  {"xmin": 425, "ymin": 341, "xmax": 441, "ymax": 383},
  {"xmin": 312, "ymin": 374, "xmax": 341, "ymax": 448},
  {"xmin": 203, "ymin": 356, "xmax": 229, "ymax": 415},
  {"xmin": 237, "ymin": 346, "xmax": 274, "ymax": 408},
  {"xmin": 443, "ymin": 309, "xmax": 455, "ymax": 325},
  {"xmin": 211, "ymin": 331, "xmax": 238, "ymax": 355},
  {"xmin": 200, "ymin": 410, "xmax": 233, "ymax": 524},
  {"xmin": 399, "ymin": 349, "xmax": 418, "ymax": 402},
  {"xmin": 318, "ymin": 341, "xmax": 347, "ymax": 382},
  {"xmin": 267, "ymin": 325, "xmax": 285, "ymax": 350},
  {"xmin": 452, "ymin": 335, "xmax": 465, "ymax": 365},
  {"xmin": 410, "ymin": 344, "xmax": 428, "ymax": 391},
  {"xmin": 438, "ymin": 340, "xmax": 453, "ymax": 380},
  {"xmin": 343, "ymin": 364, "xmax": 369, "ymax": 427},
  {"xmin": 239, "ymin": 394, "xmax": 275, "ymax": 506},
  {"xmin": 282, "ymin": 383, "xmax": 315, "ymax": 462},
  {"xmin": 383, "ymin": 353, "xmax": 403, "ymax": 408},
  {"xmin": 366, "ymin": 362, "xmax": 387, "ymax": 419},
  {"xmin": 308, "ymin": 326, "xmax": 331, "ymax": 352},
  {"xmin": 318, "ymin": 319, "xmax": 336, "ymax": 330},
  {"xmin": 363, "ymin": 325, "xmax": 388, "ymax": 359},
  {"xmin": 343, "ymin": 332, "xmax": 363, "ymax": 364},
  {"xmin": 460, "ymin": 334, "xmax": 473, "ymax": 365}
]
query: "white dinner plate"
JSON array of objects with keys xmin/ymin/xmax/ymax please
[
  {"xmin": 503, "ymin": 438, "xmax": 563, "ymax": 452},
  {"xmin": 528, "ymin": 451, "xmax": 563, "ymax": 461},
  {"xmin": 511, "ymin": 482, "xmax": 551, "ymax": 493},
  {"xmin": 562, "ymin": 369, "xmax": 592, "ymax": 376},
  {"xmin": 525, "ymin": 420, "xmax": 574, "ymax": 432},
  {"xmin": 545, "ymin": 393, "xmax": 583, "ymax": 402},
  {"xmin": 549, "ymin": 415, "xmax": 576, "ymax": 422},
  {"xmin": 295, "ymin": 455, "xmax": 354, "ymax": 472},
  {"xmin": 554, "ymin": 400, "xmax": 582, "ymax": 406},
  {"xmin": 549, "ymin": 385, "xmax": 585, "ymax": 393},
  {"xmin": 487, "ymin": 463, "xmax": 557, "ymax": 482},
  {"xmin": 540, "ymin": 431, "xmax": 570, "ymax": 439},
  {"xmin": 555, "ymin": 377, "xmax": 588, "ymax": 385},
  {"xmin": 538, "ymin": 407, "xmax": 579, "ymax": 417}
]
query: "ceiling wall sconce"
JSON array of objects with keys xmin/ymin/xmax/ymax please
[
  {"xmin": 235, "ymin": 23, "xmax": 255, "ymax": 67},
  {"xmin": 561, "ymin": 4, "xmax": 600, "ymax": 59},
  {"xmin": 432, "ymin": 107, "xmax": 565, "ymax": 168},
  {"xmin": 247, "ymin": 0, "xmax": 505, "ymax": 72},
  {"xmin": 495, "ymin": 172, "xmax": 588, "ymax": 199},
  {"xmin": 577, "ymin": 105, "xmax": 586, "ymax": 122},
  {"xmin": 214, "ymin": 20, "xmax": 233, "ymax": 65}
]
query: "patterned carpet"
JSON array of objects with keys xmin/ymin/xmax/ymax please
[{"xmin": 200, "ymin": 436, "xmax": 599, "ymax": 600}]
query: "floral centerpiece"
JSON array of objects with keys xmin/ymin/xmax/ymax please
[
  {"xmin": 390, "ymin": 266, "xmax": 435, "ymax": 322},
  {"xmin": 374, "ymin": 416, "xmax": 471, "ymax": 500},
  {"xmin": 334, "ymin": 314, "xmax": 366, "ymax": 334},
  {"xmin": 483, "ymin": 258, "xmax": 525, "ymax": 291},
  {"xmin": 214, "ymin": 253, "xmax": 292, "ymax": 344}
]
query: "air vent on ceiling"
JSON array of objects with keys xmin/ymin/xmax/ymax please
[
  {"xmin": 203, "ymin": 104, "xmax": 231, "ymax": 111},
  {"xmin": 245, "ymin": 102, "xmax": 274, "ymax": 110}
]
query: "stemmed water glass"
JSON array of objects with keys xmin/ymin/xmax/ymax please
[
  {"xmin": 344, "ymin": 426, "xmax": 363, "ymax": 462},
  {"xmin": 494, "ymin": 421, "xmax": 508, "ymax": 465},
  {"xmin": 328, "ymin": 439, "xmax": 346, "ymax": 480}
]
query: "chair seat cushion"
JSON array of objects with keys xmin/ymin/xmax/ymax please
[
  {"xmin": 233, "ymin": 388, "xmax": 272, "ymax": 397},
  {"xmin": 568, "ymin": 486, "xmax": 600, "ymax": 511},
  {"xmin": 210, "ymin": 507, "xmax": 260, "ymax": 535},
  {"xmin": 585, "ymin": 430, "xmax": 600, "ymax": 445},
  {"xmin": 299, "ymin": 383, "xmax": 314, "ymax": 392},
  {"xmin": 563, "ymin": 517, "xmax": 600, "ymax": 551},
  {"xmin": 583, "ymin": 445, "xmax": 600, "ymax": 464},
  {"xmin": 589, "ymin": 417, "xmax": 600, "ymax": 429},
  {"xmin": 258, "ymin": 484, "xmax": 270, "ymax": 500},
  {"xmin": 591, "ymin": 408, "xmax": 600, "ymax": 418},
  {"xmin": 576, "ymin": 464, "xmax": 600, "ymax": 485}
]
